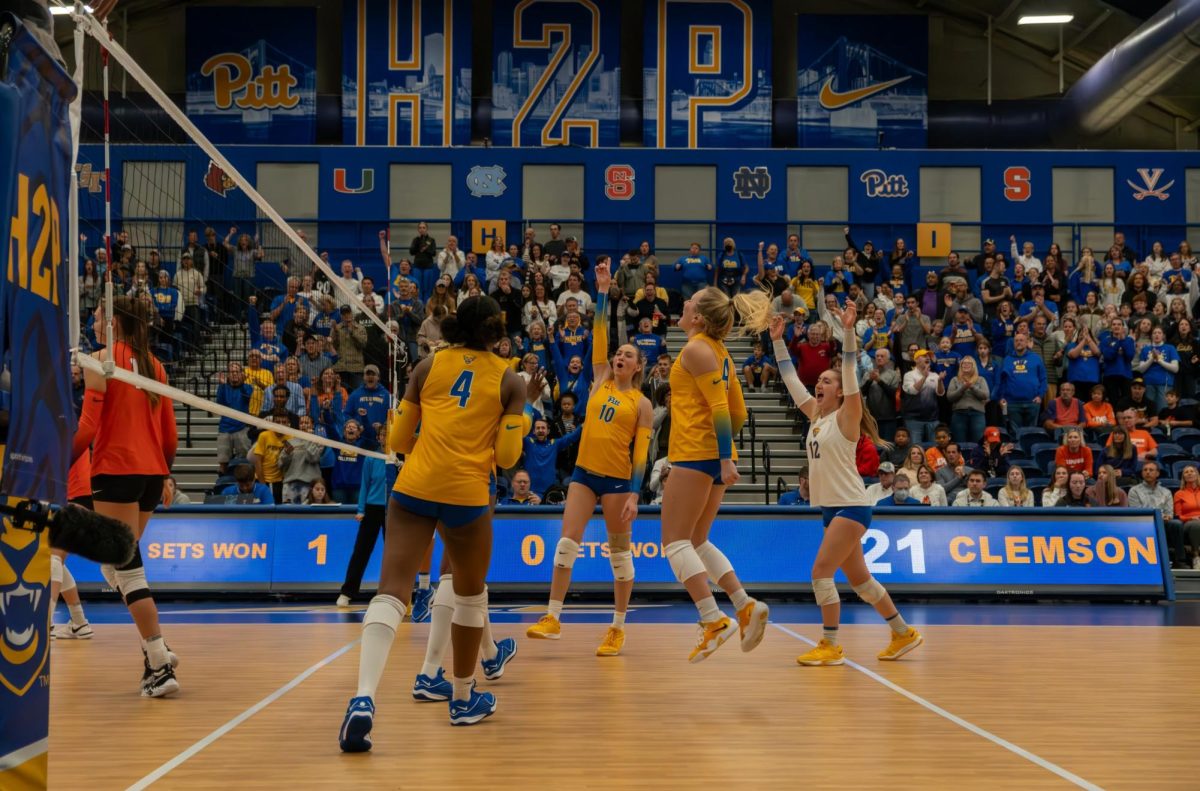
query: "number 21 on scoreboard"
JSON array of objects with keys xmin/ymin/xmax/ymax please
[{"xmin": 863, "ymin": 529, "xmax": 925, "ymax": 575}]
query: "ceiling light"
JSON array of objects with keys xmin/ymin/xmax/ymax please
[
  {"xmin": 50, "ymin": 4, "xmax": 94, "ymax": 14},
  {"xmin": 1018, "ymin": 14, "xmax": 1074, "ymax": 24}
]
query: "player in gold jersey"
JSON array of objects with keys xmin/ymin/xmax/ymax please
[
  {"xmin": 526, "ymin": 260, "xmax": 653, "ymax": 655},
  {"xmin": 663, "ymin": 287, "xmax": 773, "ymax": 662},
  {"xmin": 340, "ymin": 297, "xmax": 527, "ymax": 750}
]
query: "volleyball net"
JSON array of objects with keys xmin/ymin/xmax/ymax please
[{"xmin": 66, "ymin": 6, "xmax": 397, "ymax": 473}]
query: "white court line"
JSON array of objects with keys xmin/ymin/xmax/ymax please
[
  {"xmin": 125, "ymin": 639, "xmax": 360, "ymax": 791},
  {"xmin": 771, "ymin": 624, "xmax": 1103, "ymax": 791}
]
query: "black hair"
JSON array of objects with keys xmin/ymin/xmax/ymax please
[
  {"xmin": 442, "ymin": 295, "xmax": 505, "ymax": 350},
  {"xmin": 233, "ymin": 464, "xmax": 254, "ymax": 484}
]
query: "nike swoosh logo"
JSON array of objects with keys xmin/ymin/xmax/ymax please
[
  {"xmin": 712, "ymin": 379, "xmax": 722, "ymax": 386},
  {"xmin": 504, "ymin": 423, "xmax": 521, "ymax": 431},
  {"xmin": 818, "ymin": 75, "xmax": 912, "ymax": 110}
]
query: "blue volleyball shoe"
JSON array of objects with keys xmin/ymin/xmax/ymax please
[
  {"xmin": 411, "ymin": 587, "xmax": 434, "ymax": 623},
  {"xmin": 412, "ymin": 668, "xmax": 453, "ymax": 701},
  {"xmin": 448, "ymin": 684, "xmax": 496, "ymax": 726},
  {"xmin": 339, "ymin": 696, "xmax": 375, "ymax": 752},
  {"xmin": 480, "ymin": 638, "xmax": 517, "ymax": 680}
]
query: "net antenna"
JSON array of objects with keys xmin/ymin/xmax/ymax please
[{"xmin": 70, "ymin": 6, "xmax": 400, "ymax": 348}]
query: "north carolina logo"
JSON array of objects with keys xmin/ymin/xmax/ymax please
[
  {"xmin": 818, "ymin": 75, "xmax": 912, "ymax": 110},
  {"xmin": 0, "ymin": 504, "xmax": 50, "ymax": 695},
  {"xmin": 1127, "ymin": 168, "xmax": 1173, "ymax": 201},
  {"xmin": 333, "ymin": 168, "xmax": 375, "ymax": 194},
  {"xmin": 861, "ymin": 169, "xmax": 909, "ymax": 198},
  {"xmin": 466, "ymin": 165, "xmax": 507, "ymax": 198},
  {"xmin": 732, "ymin": 166, "xmax": 771, "ymax": 200},
  {"xmin": 204, "ymin": 160, "xmax": 237, "ymax": 198}
]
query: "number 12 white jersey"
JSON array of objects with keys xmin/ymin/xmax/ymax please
[{"xmin": 805, "ymin": 409, "xmax": 871, "ymax": 508}]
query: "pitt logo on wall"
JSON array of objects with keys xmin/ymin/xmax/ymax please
[{"xmin": 201, "ymin": 53, "xmax": 300, "ymax": 111}]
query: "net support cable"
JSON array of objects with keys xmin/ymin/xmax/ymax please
[
  {"xmin": 71, "ymin": 9, "xmax": 400, "ymax": 346},
  {"xmin": 66, "ymin": 3, "xmax": 85, "ymax": 347}
]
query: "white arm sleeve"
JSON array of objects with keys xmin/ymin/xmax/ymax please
[
  {"xmin": 841, "ymin": 332, "xmax": 859, "ymax": 396},
  {"xmin": 772, "ymin": 338, "xmax": 814, "ymax": 409}
]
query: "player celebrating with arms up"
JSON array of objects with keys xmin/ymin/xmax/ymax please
[
  {"xmin": 770, "ymin": 305, "xmax": 922, "ymax": 666},
  {"xmin": 526, "ymin": 261, "xmax": 653, "ymax": 655}
]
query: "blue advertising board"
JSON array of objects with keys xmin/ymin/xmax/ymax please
[
  {"xmin": 643, "ymin": 0, "xmax": 773, "ymax": 148},
  {"xmin": 797, "ymin": 15, "xmax": 928, "ymax": 149},
  {"xmin": 491, "ymin": 0, "xmax": 621, "ymax": 148},
  {"xmin": 185, "ymin": 7, "xmax": 317, "ymax": 145},
  {"xmin": 341, "ymin": 0, "xmax": 473, "ymax": 146},
  {"xmin": 65, "ymin": 508, "xmax": 1173, "ymax": 599}
]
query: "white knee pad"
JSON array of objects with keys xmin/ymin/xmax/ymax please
[
  {"xmin": 812, "ymin": 577, "xmax": 839, "ymax": 607},
  {"xmin": 451, "ymin": 589, "xmax": 489, "ymax": 629},
  {"xmin": 99, "ymin": 563, "xmax": 120, "ymax": 592},
  {"xmin": 51, "ymin": 554, "xmax": 64, "ymax": 585},
  {"xmin": 608, "ymin": 533, "xmax": 634, "ymax": 582},
  {"xmin": 61, "ymin": 564, "xmax": 77, "ymax": 594},
  {"xmin": 114, "ymin": 567, "xmax": 150, "ymax": 605},
  {"xmin": 432, "ymin": 574, "xmax": 455, "ymax": 609},
  {"xmin": 665, "ymin": 540, "xmax": 705, "ymax": 584},
  {"xmin": 695, "ymin": 541, "xmax": 734, "ymax": 584},
  {"xmin": 554, "ymin": 537, "xmax": 581, "ymax": 570},
  {"xmin": 852, "ymin": 577, "xmax": 887, "ymax": 605},
  {"xmin": 363, "ymin": 594, "xmax": 406, "ymax": 632}
]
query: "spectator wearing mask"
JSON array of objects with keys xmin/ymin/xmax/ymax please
[
  {"xmin": 715, "ymin": 237, "xmax": 746, "ymax": 296},
  {"xmin": 877, "ymin": 471, "xmax": 923, "ymax": 506},
  {"xmin": 901, "ymin": 350, "xmax": 942, "ymax": 444},
  {"xmin": 215, "ymin": 362, "xmax": 254, "ymax": 474},
  {"xmin": 778, "ymin": 468, "xmax": 811, "ymax": 506},
  {"xmin": 998, "ymin": 332, "xmax": 1047, "ymax": 431},
  {"xmin": 222, "ymin": 463, "xmax": 275, "ymax": 504},
  {"xmin": 1128, "ymin": 461, "xmax": 1186, "ymax": 565},
  {"xmin": 865, "ymin": 462, "xmax": 896, "ymax": 502},
  {"xmin": 952, "ymin": 470, "xmax": 996, "ymax": 507},
  {"xmin": 501, "ymin": 470, "xmax": 542, "ymax": 505},
  {"xmin": 998, "ymin": 466, "xmax": 1034, "ymax": 507}
]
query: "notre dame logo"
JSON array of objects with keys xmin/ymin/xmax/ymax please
[
  {"xmin": 0, "ymin": 503, "xmax": 50, "ymax": 696},
  {"xmin": 732, "ymin": 166, "xmax": 771, "ymax": 200}
]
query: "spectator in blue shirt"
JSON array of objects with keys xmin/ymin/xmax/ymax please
[
  {"xmin": 631, "ymin": 317, "xmax": 667, "ymax": 367},
  {"xmin": 345, "ymin": 364, "xmax": 390, "ymax": 432},
  {"xmin": 822, "ymin": 256, "xmax": 854, "ymax": 305},
  {"xmin": 216, "ymin": 362, "xmax": 254, "ymax": 474},
  {"xmin": 549, "ymin": 340, "xmax": 592, "ymax": 413},
  {"xmin": 998, "ymin": 332, "xmax": 1047, "ymax": 430},
  {"xmin": 673, "ymin": 242, "xmax": 713, "ymax": 300},
  {"xmin": 309, "ymin": 295, "xmax": 338, "ymax": 338},
  {"xmin": 271, "ymin": 369, "xmax": 306, "ymax": 417},
  {"xmin": 716, "ymin": 238, "xmax": 746, "ymax": 296},
  {"xmin": 1134, "ymin": 327, "xmax": 1181, "ymax": 412},
  {"xmin": 269, "ymin": 276, "xmax": 311, "ymax": 330},
  {"xmin": 522, "ymin": 418, "xmax": 581, "ymax": 497},
  {"xmin": 222, "ymin": 464, "xmax": 275, "ymax": 504},
  {"xmin": 150, "ymin": 270, "xmax": 182, "ymax": 326},
  {"xmin": 932, "ymin": 336, "xmax": 963, "ymax": 382},
  {"xmin": 339, "ymin": 427, "xmax": 391, "ymax": 604},
  {"xmin": 742, "ymin": 342, "xmax": 776, "ymax": 393},
  {"xmin": 555, "ymin": 311, "xmax": 591, "ymax": 362},
  {"xmin": 1099, "ymin": 316, "xmax": 1136, "ymax": 404},
  {"xmin": 1064, "ymin": 323, "xmax": 1102, "ymax": 396},
  {"xmin": 944, "ymin": 307, "xmax": 984, "ymax": 358},
  {"xmin": 248, "ymin": 304, "xmax": 287, "ymax": 368},
  {"xmin": 777, "ymin": 469, "xmax": 810, "ymax": 506},
  {"xmin": 330, "ymin": 418, "xmax": 378, "ymax": 505},
  {"xmin": 500, "ymin": 469, "xmax": 541, "ymax": 505}
]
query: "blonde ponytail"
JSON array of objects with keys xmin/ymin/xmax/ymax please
[{"xmin": 694, "ymin": 285, "xmax": 772, "ymax": 340}]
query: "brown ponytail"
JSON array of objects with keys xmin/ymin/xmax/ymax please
[{"xmin": 112, "ymin": 295, "xmax": 161, "ymax": 407}]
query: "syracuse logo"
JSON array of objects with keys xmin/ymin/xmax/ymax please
[
  {"xmin": 203, "ymin": 160, "xmax": 237, "ymax": 198},
  {"xmin": 818, "ymin": 75, "xmax": 912, "ymax": 110},
  {"xmin": 0, "ymin": 504, "xmax": 50, "ymax": 695},
  {"xmin": 861, "ymin": 169, "xmax": 909, "ymax": 198},
  {"xmin": 333, "ymin": 168, "xmax": 375, "ymax": 195},
  {"xmin": 466, "ymin": 165, "xmax": 507, "ymax": 198},
  {"xmin": 1127, "ymin": 168, "xmax": 1173, "ymax": 201}
]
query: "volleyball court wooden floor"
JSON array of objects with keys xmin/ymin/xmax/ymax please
[{"xmin": 49, "ymin": 602, "xmax": 1200, "ymax": 790}]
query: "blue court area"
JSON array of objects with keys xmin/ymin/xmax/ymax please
[{"xmin": 64, "ymin": 598, "xmax": 1200, "ymax": 627}]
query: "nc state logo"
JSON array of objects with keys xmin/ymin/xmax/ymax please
[{"xmin": 1127, "ymin": 168, "xmax": 1173, "ymax": 201}]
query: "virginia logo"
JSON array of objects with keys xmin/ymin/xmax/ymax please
[
  {"xmin": 818, "ymin": 75, "xmax": 912, "ymax": 111},
  {"xmin": 0, "ymin": 504, "xmax": 50, "ymax": 696},
  {"xmin": 466, "ymin": 165, "xmax": 507, "ymax": 198},
  {"xmin": 333, "ymin": 168, "xmax": 375, "ymax": 194},
  {"xmin": 204, "ymin": 160, "xmax": 237, "ymax": 198},
  {"xmin": 732, "ymin": 166, "xmax": 771, "ymax": 199},
  {"xmin": 1127, "ymin": 168, "xmax": 1173, "ymax": 201},
  {"xmin": 861, "ymin": 169, "xmax": 909, "ymax": 198}
]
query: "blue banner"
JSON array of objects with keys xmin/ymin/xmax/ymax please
[
  {"xmin": 643, "ymin": 0, "xmax": 773, "ymax": 148},
  {"xmin": 797, "ymin": 15, "xmax": 928, "ymax": 148},
  {"xmin": 185, "ymin": 7, "xmax": 317, "ymax": 144},
  {"xmin": 491, "ymin": 0, "xmax": 621, "ymax": 148},
  {"xmin": 0, "ymin": 15, "xmax": 76, "ymax": 787},
  {"xmin": 65, "ymin": 508, "xmax": 1171, "ymax": 598},
  {"xmin": 342, "ymin": 0, "xmax": 473, "ymax": 147}
]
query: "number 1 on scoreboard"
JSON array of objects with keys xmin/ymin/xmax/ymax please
[{"xmin": 308, "ymin": 534, "xmax": 328, "ymax": 566}]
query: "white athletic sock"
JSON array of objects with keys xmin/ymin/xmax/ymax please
[
  {"xmin": 452, "ymin": 677, "xmax": 474, "ymax": 703},
  {"xmin": 823, "ymin": 626, "xmax": 840, "ymax": 646},
  {"xmin": 611, "ymin": 611, "xmax": 626, "ymax": 629},
  {"xmin": 480, "ymin": 613, "xmax": 499, "ymax": 661},
  {"xmin": 68, "ymin": 604, "xmax": 86, "ymax": 626},
  {"xmin": 729, "ymin": 588, "xmax": 751, "ymax": 611},
  {"xmin": 886, "ymin": 612, "xmax": 909, "ymax": 636},
  {"xmin": 418, "ymin": 574, "xmax": 431, "ymax": 590},
  {"xmin": 145, "ymin": 635, "xmax": 169, "ymax": 669},
  {"xmin": 547, "ymin": 599, "xmax": 564, "ymax": 619},
  {"xmin": 424, "ymin": 575, "xmax": 455, "ymax": 676},
  {"xmin": 696, "ymin": 596, "xmax": 721, "ymax": 624},
  {"xmin": 356, "ymin": 595, "xmax": 405, "ymax": 698}
]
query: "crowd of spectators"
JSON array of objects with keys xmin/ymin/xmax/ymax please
[{"xmin": 81, "ymin": 221, "xmax": 1200, "ymax": 568}]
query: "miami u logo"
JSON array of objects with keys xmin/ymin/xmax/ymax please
[{"xmin": 333, "ymin": 168, "xmax": 376, "ymax": 194}]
